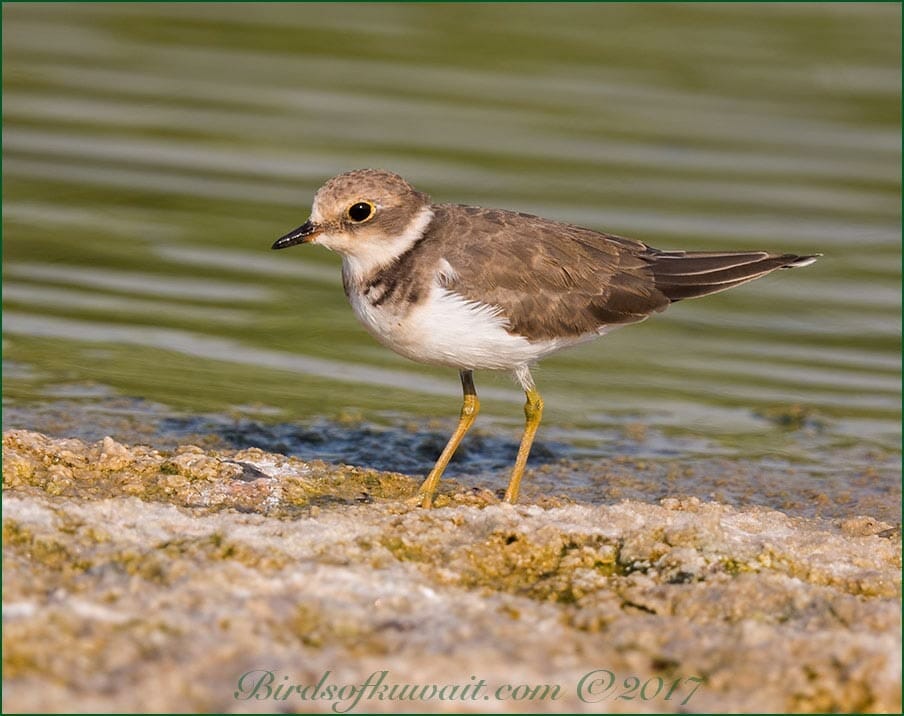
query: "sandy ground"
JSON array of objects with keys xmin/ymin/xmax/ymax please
[{"xmin": 2, "ymin": 429, "xmax": 901, "ymax": 713}]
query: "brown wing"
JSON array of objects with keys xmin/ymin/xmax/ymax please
[
  {"xmin": 432, "ymin": 205, "xmax": 670, "ymax": 341},
  {"xmin": 429, "ymin": 205, "xmax": 819, "ymax": 342},
  {"xmin": 646, "ymin": 250, "xmax": 820, "ymax": 300}
]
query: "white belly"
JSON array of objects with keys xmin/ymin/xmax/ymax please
[{"xmin": 348, "ymin": 283, "xmax": 595, "ymax": 370}]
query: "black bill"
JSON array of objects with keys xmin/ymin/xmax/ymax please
[{"xmin": 272, "ymin": 219, "xmax": 319, "ymax": 250}]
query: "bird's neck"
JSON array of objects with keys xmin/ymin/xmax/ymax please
[{"xmin": 340, "ymin": 205, "xmax": 435, "ymax": 289}]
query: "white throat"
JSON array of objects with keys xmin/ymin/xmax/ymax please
[{"xmin": 341, "ymin": 206, "xmax": 434, "ymax": 285}]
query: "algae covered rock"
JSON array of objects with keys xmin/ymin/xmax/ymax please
[{"xmin": 2, "ymin": 430, "xmax": 901, "ymax": 713}]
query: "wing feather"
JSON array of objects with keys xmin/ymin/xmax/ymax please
[{"xmin": 408, "ymin": 205, "xmax": 817, "ymax": 342}]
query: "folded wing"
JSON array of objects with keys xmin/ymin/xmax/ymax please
[{"xmin": 433, "ymin": 205, "xmax": 818, "ymax": 341}]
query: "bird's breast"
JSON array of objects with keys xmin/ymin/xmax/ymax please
[{"xmin": 345, "ymin": 279, "xmax": 588, "ymax": 370}]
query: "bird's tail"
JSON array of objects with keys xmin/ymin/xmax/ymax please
[{"xmin": 648, "ymin": 250, "xmax": 820, "ymax": 301}]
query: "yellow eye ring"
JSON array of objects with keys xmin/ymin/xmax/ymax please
[{"xmin": 347, "ymin": 201, "xmax": 376, "ymax": 223}]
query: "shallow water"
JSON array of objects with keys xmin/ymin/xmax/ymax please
[{"xmin": 2, "ymin": 3, "xmax": 901, "ymax": 515}]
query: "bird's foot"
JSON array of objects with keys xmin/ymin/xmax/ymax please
[{"xmin": 404, "ymin": 490, "xmax": 435, "ymax": 509}]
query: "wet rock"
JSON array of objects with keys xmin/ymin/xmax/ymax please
[{"xmin": 2, "ymin": 430, "xmax": 901, "ymax": 713}]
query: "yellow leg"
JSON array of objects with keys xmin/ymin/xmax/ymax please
[
  {"xmin": 417, "ymin": 370, "xmax": 479, "ymax": 508},
  {"xmin": 503, "ymin": 386, "xmax": 543, "ymax": 504}
]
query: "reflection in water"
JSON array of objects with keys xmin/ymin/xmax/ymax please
[{"xmin": 6, "ymin": 262, "xmax": 272, "ymax": 301}]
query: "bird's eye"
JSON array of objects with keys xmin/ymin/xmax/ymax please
[{"xmin": 347, "ymin": 201, "xmax": 375, "ymax": 223}]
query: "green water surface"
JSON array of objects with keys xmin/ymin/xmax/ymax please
[{"xmin": 3, "ymin": 4, "xmax": 901, "ymax": 493}]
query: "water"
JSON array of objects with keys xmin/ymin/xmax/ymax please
[{"xmin": 2, "ymin": 3, "xmax": 900, "ymax": 517}]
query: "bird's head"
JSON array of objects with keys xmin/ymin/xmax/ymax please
[{"xmin": 272, "ymin": 169, "xmax": 432, "ymax": 263}]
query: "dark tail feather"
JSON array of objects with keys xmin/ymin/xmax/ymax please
[{"xmin": 649, "ymin": 250, "xmax": 820, "ymax": 301}]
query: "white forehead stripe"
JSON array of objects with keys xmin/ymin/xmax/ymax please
[{"xmin": 309, "ymin": 200, "xmax": 324, "ymax": 224}]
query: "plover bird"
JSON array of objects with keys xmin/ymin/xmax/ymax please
[{"xmin": 273, "ymin": 169, "xmax": 818, "ymax": 506}]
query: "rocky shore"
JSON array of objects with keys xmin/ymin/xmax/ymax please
[{"xmin": 2, "ymin": 429, "xmax": 900, "ymax": 713}]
